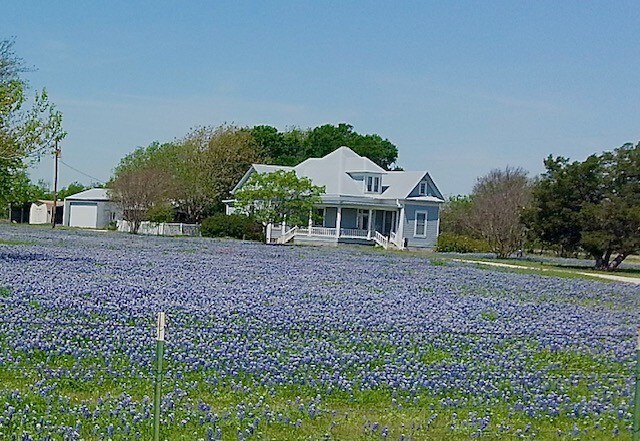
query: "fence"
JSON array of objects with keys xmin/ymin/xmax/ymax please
[
  {"xmin": 0, "ymin": 314, "xmax": 638, "ymax": 440},
  {"xmin": 117, "ymin": 220, "xmax": 201, "ymax": 236}
]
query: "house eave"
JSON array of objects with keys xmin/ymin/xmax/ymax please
[
  {"xmin": 404, "ymin": 196, "xmax": 445, "ymax": 204},
  {"xmin": 320, "ymin": 195, "xmax": 401, "ymax": 208}
]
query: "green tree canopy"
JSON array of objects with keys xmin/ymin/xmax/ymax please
[
  {"xmin": 523, "ymin": 155, "xmax": 602, "ymax": 257},
  {"xmin": 439, "ymin": 194, "xmax": 475, "ymax": 237},
  {"xmin": 526, "ymin": 142, "xmax": 640, "ymax": 270},
  {"xmin": 234, "ymin": 170, "xmax": 325, "ymax": 227},
  {"xmin": 248, "ymin": 123, "xmax": 399, "ymax": 170},
  {"xmin": 110, "ymin": 124, "xmax": 263, "ymax": 223},
  {"xmin": 0, "ymin": 38, "xmax": 65, "ymax": 207}
]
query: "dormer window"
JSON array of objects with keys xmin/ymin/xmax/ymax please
[
  {"xmin": 365, "ymin": 175, "xmax": 381, "ymax": 193},
  {"xmin": 418, "ymin": 182, "xmax": 428, "ymax": 195}
]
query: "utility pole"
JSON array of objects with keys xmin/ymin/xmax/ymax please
[{"xmin": 51, "ymin": 142, "xmax": 60, "ymax": 228}]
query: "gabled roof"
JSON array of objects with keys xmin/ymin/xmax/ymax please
[
  {"xmin": 64, "ymin": 188, "xmax": 111, "ymax": 201},
  {"xmin": 382, "ymin": 171, "xmax": 445, "ymax": 201},
  {"xmin": 294, "ymin": 146, "xmax": 385, "ymax": 196},
  {"xmin": 233, "ymin": 146, "xmax": 444, "ymax": 203}
]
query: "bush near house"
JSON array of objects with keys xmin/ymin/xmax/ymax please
[
  {"xmin": 201, "ymin": 213, "xmax": 263, "ymax": 241},
  {"xmin": 436, "ymin": 232, "xmax": 491, "ymax": 253}
]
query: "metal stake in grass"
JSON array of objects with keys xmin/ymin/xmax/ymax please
[
  {"xmin": 154, "ymin": 312, "xmax": 166, "ymax": 441},
  {"xmin": 634, "ymin": 326, "xmax": 640, "ymax": 441}
]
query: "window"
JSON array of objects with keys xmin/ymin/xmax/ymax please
[
  {"xmin": 364, "ymin": 175, "xmax": 381, "ymax": 193},
  {"xmin": 415, "ymin": 211, "xmax": 427, "ymax": 237},
  {"xmin": 418, "ymin": 182, "xmax": 427, "ymax": 195}
]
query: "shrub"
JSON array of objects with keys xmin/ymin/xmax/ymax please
[
  {"xmin": 146, "ymin": 203, "xmax": 175, "ymax": 223},
  {"xmin": 201, "ymin": 214, "xmax": 264, "ymax": 241},
  {"xmin": 436, "ymin": 232, "xmax": 491, "ymax": 253}
]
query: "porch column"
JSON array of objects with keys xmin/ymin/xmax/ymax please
[
  {"xmin": 266, "ymin": 223, "xmax": 272, "ymax": 244},
  {"xmin": 335, "ymin": 207, "xmax": 342, "ymax": 238},
  {"xmin": 281, "ymin": 215, "xmax": 286, "ymax": 234},
  {"xmin": 397, "ymin": 205, "xmax": 405, "ymax": 249},
  {"xmin": 367, "ymin": 209, "xmax": 373, "ymax": 240},
  {"xmin": 308, "ymin": 210, "xmax": 313, "ymax": 235}
]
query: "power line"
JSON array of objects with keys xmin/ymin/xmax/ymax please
[{"xmin": 59, "ymin": 159, "xmax": 106, "ymax": 184}]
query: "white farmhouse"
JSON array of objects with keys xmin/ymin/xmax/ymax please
[{"xmin": 225, "ymin": 146, "xmax": 445, "ymax": 249}]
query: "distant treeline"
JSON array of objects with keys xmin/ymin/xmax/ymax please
[
  {"xmin": 108, "ymin": 123, "xmax": 398, "ymax": 230},
  {"xmin": 438, "ymin": 142, "xmax": 640, "ymax": 271}
]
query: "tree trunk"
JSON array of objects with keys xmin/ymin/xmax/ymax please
[
  {"xmin": 594, "ymin": 248, "xmax": 613, "ymax": 270},
  {"xmin": 607, "ymin": 253, "xmax": 628, "ymax": 271}
]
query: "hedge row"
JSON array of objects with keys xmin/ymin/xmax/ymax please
[
  {"xmin": 436, "ymin": 232, "xmax": 491, "ymax": 253},
  {"xmin": 201, "ymin": 214, "xmax": 264, "ymax": 241}
]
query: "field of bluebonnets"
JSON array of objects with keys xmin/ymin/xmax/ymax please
[{"xmin": 0, "ymin": 223, "xmax": 638, "ymax": 440}]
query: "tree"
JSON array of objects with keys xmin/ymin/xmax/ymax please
[
  {"xmin": 304, "ymin": 123, "xmax": 398, "ymax": 170},
  {"xmin": 526, "ymin": 143, "xmax": 640, "ymax": 270},
  {"xmin": 0, "ymin": 38, "xmax": 66, "ymax": 205},
  {"xmin": 109, "ymin": 164, "xmax": 173, "ymax": 234},
  {"xmin": 247, "ymin": 123, "xmax": 399, "ymax": 170},
  {"xmin": 172, "ymin": 124, "xmax": 264, "ymax": 222},
  {"xmin": 2, "ymin": 171, "xmax": 43, "ymax": 210},
  {"xmin": 439, "ymin": 195, "xmax": 474, "ymax": 236},
  {"xmin": 109, "ymin": 142, "xmax": 176, "ymax": 232},
  {"xmin": 57, "ymin": 182, "xmax": 90, "ymax": 200},
  {"xmin": 580, "ymin": 143, "xmax": 640, "ymax": 270},
  {"xmin": 466, "ymin": 167, "xmax": 531, "ymax": 258},
  {"xmin": 234, "ymin": 170, "xmax": 325, "ymax": 228},
  {"xmin": 524, "ymin": 155, "xmax": 602, "ymax": 257},
  {"xmin": 251, "ymin": 125, "xmax": 299, "ymax": 166},
  {"xmin": 110, "ymin": 125, "xmax": 264, "ymax": 224}
]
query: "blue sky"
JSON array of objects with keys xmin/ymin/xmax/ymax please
[{"xmin": 4, "ymin": 1, "xmax": 639, "ymax": 196}]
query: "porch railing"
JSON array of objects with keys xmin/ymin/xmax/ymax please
[
  {"xmin": 269, "ymin": 225, "xmax": 384, "ymax": 243},
  {"xmin": 310, "ymin": 227, "xmax": 337, "ymax": 236},
  {"xmin": 340, "ymin": 228, "xmax": 369, "ymax": 238},
  {"xmin": 374, "ymin": 231, "xmax": 389, "ymax": 249},
  {"xmin": 277, "ymin": 226, "xmax": 298, "ymax": 244}
]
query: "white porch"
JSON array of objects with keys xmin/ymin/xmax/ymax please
[{"xmin": 266, "ymin": 206, "xmax": 406, "ymax": 249}]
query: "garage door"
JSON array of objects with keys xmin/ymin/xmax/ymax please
[{"xmin": 69, "ymin": 202, "xmax": 98, "ymax": 228}]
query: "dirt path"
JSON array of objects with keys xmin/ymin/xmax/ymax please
[{"xmin": 452, "ymin": 259, "xmax": 640, "ymax": 285}]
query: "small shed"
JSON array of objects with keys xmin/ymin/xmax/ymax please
[
  {"xmin": 29, "ymin": 200, "xmax": 63, "ymax": 225},
  {"xmin": 63, "ymin": 188, "xmax": 118, "ymax": 229}
]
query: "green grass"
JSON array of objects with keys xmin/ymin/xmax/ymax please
[
  {"xmin": 443, "ymin": 256, "xmax": 640, "ymax": 286},
  {"xmin": 0, "ymin": 342, "xmax": 630, "ymax": 440},
  {"xmin": 0, "ymin": 238, "xmax": 36, "ymax": 245},
  {"xmin": 461, "ymin": 256, "xmax": 640, "ymax": 279}
]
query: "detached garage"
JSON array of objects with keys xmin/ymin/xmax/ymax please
[{"xmin": 63, "ymin": 188, "xmax": 119, "ymax": 229}]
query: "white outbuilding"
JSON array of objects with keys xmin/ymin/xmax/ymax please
[
  {"xmin": 63, "ymin": 188, "xmax": 119, "ymax": 229},
  {"xmin": 29, "ymin": 200, "xmax": 63, "ymax": 225}
]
